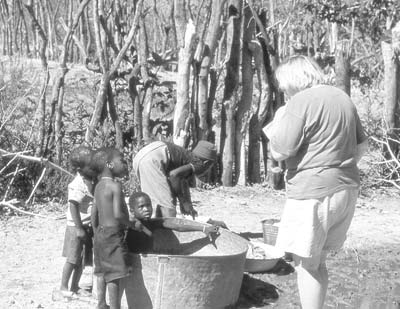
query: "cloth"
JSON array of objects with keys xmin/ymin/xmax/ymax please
[
  {"xmin": 93, "ymin": 225, "xmax": 131, "ymax": 283},
  {"xmin": 269, "ymin": 85, "xmax": 367, "ymax": 199},
  {"xmin": 62, "ymin": 225, "xmax": 93, "ymax": 266},
  {"xmin": 66, "ymin": 172, "xmax": 94, "ymax": 226},
  {"xmin": 275, "ymin": 188, "xmax": 358, "ymax": 258},
  {"xmin": 125, "ymin": 220, "xmax": 164, "ymax": 254},
  {"xmin": 192, "ymin": 140, "xmax": 217, "ymax": 161},
  {"xmin": 132, "ymin": 141, "xmax": 177, "ymax": 209}
]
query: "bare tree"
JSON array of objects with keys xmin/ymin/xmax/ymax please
[
  {"xmin": 173, "ymin": 0, "xmax": 196, "ymax": 147},
  {"xmin": 235, "ymin": 4, "xmax": 254, "ymax": 185},
  {"xmin": 85, "ymin": 0, "xmax": 144, "ymax": 148},
  {"xmin": 24, "ymin": 0, "xmax": 49, "ymax": 156},
  {"xmin": 197, "ymin": 0, "xmax": 226, "ymax": 141},
  {"xmin": 221, "ymin": 0, "xmax": 242, "ymax": 186},
  {"xmin": 382, "ymin": 21, "xmax": 400, "ymax": 156}
]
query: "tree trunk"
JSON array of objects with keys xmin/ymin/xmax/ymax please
[
  {"xmin": 197, "ymin": 0, "xmax": 225, "ymax": 141},
  {"xmin": 24, "ymin": 0, "xmax": 49, "ymax": 156},
  {"xmin": 173, "ymin": 0, "xmax": 186, "ymax": 48},
  {"xmin": 138, "ymin": 13, "xmax": 153, "ymax": 142},
  {"xmin": 382, "ymin": 41, "xmax": 399, "ymax": 132},
  {"xmin": 335, "ymin": 40, "xmax": 351, "ymax": 96},
  {"xmin": 247, "ymin": 40, "xmax": 271, "ymax": 184},
  {"xmin": 382, "ymin": 22, "xmax": 400, "ymax": 158},
  {"xmin": 221, "ymin": 0, "xmax": 241, "ymax": 186},
  {"xmin": 173, "ymin": 19, "xmax": 196, "ymax": 147},
  {"xmin": 235, "ymin": 4, "xmax": 254, "ymax": 185},
  {"xmin": 85, "ymin": 0, "xmax": 144, "ymax": 144},
  {"xmin": 127, "ymin": 65, "xmax": 142, "ymax": 145},
  {"xmin": 107, "ymin": 83, "xmax": 123, "ymax": 150},
  {"xmin": 49, "ymin": 0, "xmax": 90, "ymax": 162}
]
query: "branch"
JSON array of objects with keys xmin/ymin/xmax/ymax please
[
  {"xmin": 0, "ymin": 199, "xmax": 61, "ymax": 219},
  {"xmin": 246, "ymin": 0, "xmax": 270, "ymax": 46},
  {"xmin": 109, "ymin": 0, "xmax": 144, "ymax": 76},
  {"xmin": 0, "ymin": 149, "xmax": 73, "ymax": 177},
  {"xmin": 375, "ymin": 178, "xmax": 400, "ymax": 190}
]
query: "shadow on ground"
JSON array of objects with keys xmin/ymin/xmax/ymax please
[{"xmin": 235, "ymin": 259, "xmax": 295, "ymax": 308}]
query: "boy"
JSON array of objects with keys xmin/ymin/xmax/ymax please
[
  {"xmin": 58, "ymin": 145, "xmax": 95, "ymax": 298},
  {"xmin": 132, "ymin": 140, "xmax": 217, "ymax": 218},
  {"xmin": 126, "ymin": 191, "xmax": 220, "ymax": 254},
  {"xmin": 91, "ymin": 147, "xmax": 150, "ymax": 309}
]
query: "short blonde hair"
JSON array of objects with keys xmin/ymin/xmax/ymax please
[{"xmin": 275, "ymin": 55, "xmax": 325, "ymax": 96}]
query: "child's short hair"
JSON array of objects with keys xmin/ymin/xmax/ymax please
[
  {"xmin": 275, "ymin": 55, "xmax": 325, "ymax": 96},
  {"xmin": 128, "ymin": 192, "xmax": 151, "ymax": 210},
  {"xmin": 69, "ymin": 145, "xmax": 93, "ymax": 172},
  {"xmin": 91, "ymin": 147, "xmax": 120, "ymax": 173}
]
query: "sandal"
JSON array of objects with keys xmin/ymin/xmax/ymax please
[
  {"xmin": 74, "ymin": 288, "xmax": 92, "ymax": 297},
  {"xmin": 52, "ymin": 289, "xmax": 75, "ymax": 301}
]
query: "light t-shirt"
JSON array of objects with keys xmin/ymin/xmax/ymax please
[
  {"xmin": 270, "ymin": 85, "xmax": 367, "ymax": 199},
  {"xmin": 66, "ymin": 172, "xmax": 94, "ymax": 226}
]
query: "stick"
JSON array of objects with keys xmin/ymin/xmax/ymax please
[
  {"xmin": 0, "ymin": 200, "xmax": 57, "ymax": 219},
  {"xmin": 0, "ymin": 149, "xmax": 73, "ymax": 177},
  {"xmin": 26, "ymin": 167, "xmax": 47, "ymax": 204}
]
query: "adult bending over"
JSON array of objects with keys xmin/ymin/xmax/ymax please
[
  {"xmin": 264, "ymin": 55, "xmax": 368, "ymax": 309},
  {"xmin": 132, "ymin": 140, "xmax": 217, "ymax": 218}
]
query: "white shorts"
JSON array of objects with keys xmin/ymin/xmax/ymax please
[{"xmin": 275, "ymin": 188, "xmax": 358, "ymax": 258}]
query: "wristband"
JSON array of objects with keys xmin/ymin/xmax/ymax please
[{"xmin": 202, "ymin": 226, "xmax": 206, "ymax": 233}]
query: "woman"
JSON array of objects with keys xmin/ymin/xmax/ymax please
[
  {"xmin": 132, "ymin": 140, "xmax": 216, "ymax": 218},
  {"xmin": 264, "ymin": 55, "xmax": 368, "ymax": 309}
]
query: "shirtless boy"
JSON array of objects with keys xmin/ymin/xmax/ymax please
[{"xmin": 91, "ymin": 147, "xmax": 149, "ymax": 309}]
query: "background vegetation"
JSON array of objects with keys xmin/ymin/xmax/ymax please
[{"xmin": 1, "ymin": 0, "xmax": 400, "ymax": 207}]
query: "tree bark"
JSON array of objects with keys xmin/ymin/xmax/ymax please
[
  {"xmin": 48, "ymin": 0, "xmax": 91, "ymax": 163},
  {"xmin": 235, "ymin": 5, "xmax": 254, "ymax": 185},
  {"xmin": 85, "ymin": 0, "xmax": 144, "ymax": 144},
  {"xmin": 173, "ymin": 19, "xmax": 196, "ymax": 147},
  {"xmin": 197, "ymin": 0, "xmax": 225, "ymax": 141},
  {"xmin": 138, "ymin": 13, "xmax": 153, "ymax": 142},
  {"xmin": 335, "ymin": 40, "xmax": 351, "ymax": 96},
  {"xmin": 221, "ymin": 0, "xmax": 241, "ymax": 186},
  {"xmin": 24, "ymin": 0, "xmax": 49, "ymax": 156},
  {"xmin": 174, "ymin": 0, "xmax": 187, "ymax": 48},
  {"xmin": 107, "ymin": 82, "xmax": 123, "ymax": 150},
  {"xmin": 247, "ymin": 40, "xmax": 270, "ymax": 184}
]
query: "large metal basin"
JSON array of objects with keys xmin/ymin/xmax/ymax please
[{"xmin": 123, "ymin": 220, "xmax": 248, "ymax": 309}]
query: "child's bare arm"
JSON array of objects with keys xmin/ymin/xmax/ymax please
[
  {"xmin": 69, "ymin": 200, "xmax": 87, "ymax": 239},
  {"xmin": 91, "ymin": 202, "xmax": 99, "ymax": 229},
  {"xmin": 112, "ymin": 182, "xmax": 130, "ymax": 225},
  {"xmin": 160, "ymin": 218, "xmax": 219, "ymax": 240}
]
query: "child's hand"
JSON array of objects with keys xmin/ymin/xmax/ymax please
[
  {"xmin": 203, "ymin": 225, "xmax": 220, "ymax": 242},
  {"xmin": 130, "ymin": 219, "xmax": 152, "ymax": 237}
]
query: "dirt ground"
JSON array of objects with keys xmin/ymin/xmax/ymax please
[{"xmin": 0, "ymin": 185, "xmax": 399, "ymax": 309}]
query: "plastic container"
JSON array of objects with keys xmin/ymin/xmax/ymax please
[
  {"xmin": 261, "ymin": 219, "xmax": 279, "ymax": 245},
  {"xmin": 123, "ymin": 219, "xmax": 248, "ymax": 309},
  {"xmin": 244, "ymin": 241, "xmax": 285, "ymax": 273}
]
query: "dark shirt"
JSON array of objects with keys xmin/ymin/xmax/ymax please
[
  {"xmin": 164, "ymin": 142, "xmax": 192, "ymax": 172},
  {"xmin": 126, "ymin": 219, "xmax": 164, "ymax": 254}
]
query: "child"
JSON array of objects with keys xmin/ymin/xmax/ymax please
[
  {"xmin": 126, "ymin": 191, "xmax": 220, "ymax": 254},
  {"xmin": 91, "ymin": 147, "xmax": 150, "ymax": 309},
  {"xmin": 132, "ymin": 140, "xmax": 217, "ymax": 218},
  {"xmin": 58, "ymin": 145, "xmax": 95, "ymax": 298}
]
